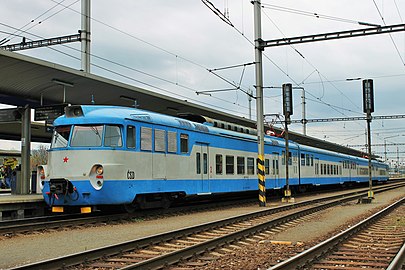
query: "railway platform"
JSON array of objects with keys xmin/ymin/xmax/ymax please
[{"xmin": 0, "ymin": 192, "xmax": 46, "ymax": 220}]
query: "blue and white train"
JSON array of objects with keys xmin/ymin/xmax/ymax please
[{"xmin": 41, "ymin": 105, "xmax": 389, "ymax": 213}]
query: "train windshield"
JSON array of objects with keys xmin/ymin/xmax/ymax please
[
  {"xmin": 51, "ymin": 126, "xmax": 71, "ymax": 148},
  {"xmin": 71, "ymin": 125, "xmax": 103, "ymax": 147},
  {"xmin": 51, "ymin": 125, "xmax": 123, "ymax": 148}
]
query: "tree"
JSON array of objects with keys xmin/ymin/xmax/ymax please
[{"xmin": 30, "ymin": 145, "xmax": 48, "ymax": 171}]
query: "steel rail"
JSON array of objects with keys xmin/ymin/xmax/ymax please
[
  {"xmin": 386, "ymin": 242, "xmax": 405, "ymax": 270},
  {"xmin": 0, "ymin": 213, "xmax": 128, "ymax": 235},
  {"xmin": 268, "ymin": 197, "xmax": 405, "ymax": 270},
  {"xmin": 10, "ymin": 183, "xmax": 404, "ymax": 270},
  {"xmin": 0, "ymin": 183, "xmax": 388, "ymax": 234},
  {"xmin": 0, "ymin": 196, "xmax": 258, "ymax": 235}
]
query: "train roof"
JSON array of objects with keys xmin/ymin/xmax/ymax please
[{"xmin": 55, "ymin": 105, "xmax": 376, "ymax": 160}]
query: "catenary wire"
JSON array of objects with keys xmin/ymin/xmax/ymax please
[
  {"xmin": 4, "ymin": 0, "xmax": 79, "ymax": 43},
  {"xmin": 45, "ymin": 0, "xmax": 255, "ymax": 112},
  {"xmin": 372, "ymin": 0, "xmax": 405, "ymax": 67},
  {"xmin": 0, "ymin": 20, "xmax": 253, "ymax": 117},
  {"xmin": 0, "ymin": 1, "xmax": 255, "ymax": 116},
  {"xmin": 261, "ymin": 8, "xmax": 362, "ymax": 112}
]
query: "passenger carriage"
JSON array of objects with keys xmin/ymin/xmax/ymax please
[{"xmin": 41, "ymin": 105, "xmax": 388, "ymax": 213}]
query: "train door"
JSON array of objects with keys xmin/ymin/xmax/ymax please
[
  {"xmin": 272, "ymin": 152, "xmax": 280, "ymax": 188},
  {"xmin": 292, "ymin": 152, "xmax": 298, "ymax": 181},
  {"xmin": 152, "ymin": 128, "xmax": 167, "ymax": 179},
  {"xmin": 196, "ymin": 143, "xmax": 210, "ymax": 194},
  {"xmin": 314, "ymin": 158, "xmax": 320, "ymax": 184}
]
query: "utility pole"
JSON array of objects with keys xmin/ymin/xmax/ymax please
[
  {"xmin": 248, "ymin": 88, "xmax": 253, "ymax": 120},
  {"xmin": 20, "ymin": 106, "xmax": 31, "ymax": 194},
  {"xmin": 301, "ymin": 88, "xmax": 307, "ymax": 135},
  {"xmin": 397, "ymin": 147, "xmax": 400, "ymax": 173},
  {"xmin": 253, "ymin": 0, "xmax": 266, "ymax": 207},
  {"xmin": 81, "ymin": 0, "xmax": 91, "ymax": 72}
]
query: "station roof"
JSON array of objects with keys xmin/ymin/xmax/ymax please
[
  {"xmin": 0, "ymin": 49, "xmax": 371, "ymax": 159},
  {"xmin": 0, "ymin": 49, "xmax": 253, "ymax": 125}
]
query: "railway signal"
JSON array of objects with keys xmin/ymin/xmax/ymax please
[
  {"xmin": 282, "ymin": 83, "xmax": 294, "ymax": 203},
  {"xmin": 363, "ymin": 79, "xmax": 374, "ymax": 201}
]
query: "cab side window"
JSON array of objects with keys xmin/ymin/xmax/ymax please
[
  {"xmin": 126, "ymin": 125, "xmax": 136, "ymax": 148},
  {"xmin": 104, "ymin": 125, "xmax": 122, "ymax": 147},
  {"xmin": 180, "ymin": 134, "xmax": 188, "ymax": 153}
]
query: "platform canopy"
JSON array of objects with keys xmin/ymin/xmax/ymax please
[
  {"xmin": 0, "ymin": 49, "xmax": 371, "ymax": 159},
  {"xmin": 0, "ymin": 49, "xmax": 254, "ymax": 124}
]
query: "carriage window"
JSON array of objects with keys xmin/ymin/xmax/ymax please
[
  {"xmin": 154, "ymin": 129, "xmax": 166, "ymax": 152},
  {"xmin": 306, "ymin": 154, "xmax": 310, "ymax": 166},
  {"xmin": 126, "ymin": 126, "xmax": 136, "ymax": 148},
  {"xmin": 71, "ymin": 125, "xmax": 103, "ymax": 147},
  {"xmin": 180, "ymin": 134, "xmax": 188, "ymax": 153},
  {"xmin": 301, "ymin": 154, "xmax": 305, "ymax": 166},
  {"xmin": 141, "ymin": 127, "xmax": 152, "ymax": 151},
  {"xmin": 237, "ymin": 157, "xmax": 245, "ymax": 175},
  {"xmin": 196, "ymin": 153, "xmax": 201, "ymax": 174},
  {"xmin": 203, "ymin": 153, "xmax": 208, "ymax": 174},
  {"xmin": 216, "ymin": 154, "xmax": 223, "ymax": 174},
  {"xmin": 282, "ymin": 151, "xmax": 286, "ymax": 165},
  {"xmin": 51, "ymin": 125, "xmax": 71, "ymax": 148},
  {"xmin": 274, "ymin": 157, "xmax": 279, "ymax": 175},
  {"xmin": 310, "ymin": 155, "xmax": 314, "ymax": 166},
  {"xmin": 168, "ymin": 131, "xmax": 177, "ymax": 153},
  {"xmin": 104, "ymin": 125, "xmax": 122, "ymax": 147},
  {"xmin": 247, "ymin": 157, "xmax": 255, "ymax": 175},
  {"xmin": 265, "ymin": 159, "xmax": 270, "ymax": 175},
  {"xmin": 226, "ymin": 156, "xmax": 234, "ymax": 174}
]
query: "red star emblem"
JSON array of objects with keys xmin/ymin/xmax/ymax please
[{"xmin": 63, "ymin": 157, "xmax": 69, "ymax": 163}]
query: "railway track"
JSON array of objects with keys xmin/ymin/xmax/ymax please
[
  {"xmin": 0, "ymin": 184, "xmax": 386, "ymax": 237},
  {"xmin": 270, "ymin": 197, "xmax": 404, "ymax": 270},
  {"xmin": 0, "ymin": 196, "xmax": 257, "ymax": 237},
  {"xmin": 10, "ymin": 183, "xmax": 404, "ymax": 270}
]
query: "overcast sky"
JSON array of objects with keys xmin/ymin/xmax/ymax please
[{"xmin": 1, "ymin": 0, "xmax": 404, "ymax": 163}]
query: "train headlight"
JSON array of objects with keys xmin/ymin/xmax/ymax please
[
  {"xmin": 95, "ymin": 166, "xmax": 103, "ymax": 176},
  {"xmin": 90, "ymin": 164, "xmax": 104, "ymax": 190},
  {"xmin": 38, "ymin": 167, "xmax": 45, "ymax": 178},
  {"xmin": 37, "ymin": 165, "xmax": 47, "ymax": 191}
]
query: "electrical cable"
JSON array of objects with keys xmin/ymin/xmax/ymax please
[
  {"xmin": 0, "ymin": 20, "xmax": 253, "ymax": 117},
  {"xmin": 261, "ymin": 3, "xmax": 380, "ymax": 26},
  {"xmin": 261, "ymin": 8, "xmax": 362, "ymax": 112},
  {"xmin": 372, "ymin": 0, "xmax": 405, "ymax": 67},
  {"xmin": 3, "ymin": 0, "xmax": 79, "ymax": 44},
  {"xmin": 45, "ymin": 0, "xmax": 255, "ymax": 115}
]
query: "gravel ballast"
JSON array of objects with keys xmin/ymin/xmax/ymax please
[{"xmin": 0, "ymin": 186, "xmax": 403, "ymax": 269}]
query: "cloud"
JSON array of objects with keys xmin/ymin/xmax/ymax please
[{"xmin": 1, "ymin": 0, "xmax": 404, "ymax": 155}]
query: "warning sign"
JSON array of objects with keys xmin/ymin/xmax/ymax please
[{"xmin": 3, "ymin": 158, "xmax": 18, "ymax": 169}]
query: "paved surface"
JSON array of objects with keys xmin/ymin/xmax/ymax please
[{"xmin": 0, "ymin": 194, "xmax": 43, "ymax": 204}]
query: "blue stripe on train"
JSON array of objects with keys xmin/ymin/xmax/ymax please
[{"xmin": 42, "ymin": 175, "xmax": 379, "ymax": 206}]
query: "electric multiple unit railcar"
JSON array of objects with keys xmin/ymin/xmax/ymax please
[{"xmin": 41, "ymin": 105, "xmax": 388, "ymax": 213}]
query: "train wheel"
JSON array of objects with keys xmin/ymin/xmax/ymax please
[
  {"xmin": 134, "ymin": 194, "xmax": 172, "ymax": 209},
  {"xmin": 160, "ymin": 194, "xmax": 172, "ymax": 209},
  {"xmin": 123, "ymin": 202, "xmax": 139, "ymax": 213},
  {"xmin": 297, "ymin": 185, "xmax": 307, "ymax": 193}
]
